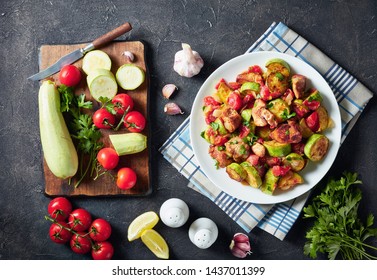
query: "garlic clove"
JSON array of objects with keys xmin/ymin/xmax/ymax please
[
  {"xmin": 173, "ymin": 43, "xmax": 204, "ymax": 78},
  {"xmin": 122, "ymin": 51, "xmax": 135, "ymax": 62},
  {"xmin": 230, "ymin": 232, "xmax": 252, "ymax": 258},
  {"xmin": 235, "ymin": 241, "xmax": 251, "ymax": 252},
  {"xmin": 231, "ymin": 246, "xmax": 250, "ymax": 259},
  {"xmin": 162, "ymin": 84, "xmax": 178, "ymax": 99},
  {"xmin": 233, "ymin": 232, "xmax": 250, "ymax": 243},
  {"xmin": 164, "ymin": 103, "xmax": 184, "ymax": 115}
]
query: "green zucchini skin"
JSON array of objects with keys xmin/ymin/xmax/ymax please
[{"xmin": 39, "ymin": 81, "xmax": 78, "ymax": 179}]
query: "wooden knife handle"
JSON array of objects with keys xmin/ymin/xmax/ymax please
[{"xmin": 92, "ymin": 22, "xmax": 132, "ymax": 48}]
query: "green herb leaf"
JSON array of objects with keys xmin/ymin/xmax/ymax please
[{"xmin": 303, "ymin": 172, "xmax": 377, "ymax": 260}]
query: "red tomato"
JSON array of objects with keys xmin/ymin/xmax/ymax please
[
  {"xmin": 303, "ymin": 99, "xmax": 320, "ymax": 111},
  {"xmin": 91, "ymin": 241, "xmax": 114, "ymax": 260},
  {"xmin": 48, "ymin": 197, "xmax": 72, "ymax": 221},
  {"xmin": 227, "ymin": 92, "xmax": 242, "ymax": 111},
  {"xmin": 213, "ymin": 135, "xmax": 228, "ymax": 146},
  {"xmin": 249, "ymin": 65, "xmax": 263, "ymax": 74},
  {"xmin": 272, "ymin": 165, "xmax": 291, "ymax": 177},
  {"xmin": 97, "ymin": 148, "xmax": 119, "ymax": 170},
  {"xmin": 203, "ymin": 96, "xmax": 220, "ymax": 106},
  {"xmin": 116, "ymin": 167, "xmax": 137, "ymax": 190},
  {"xmin": 59, "ymin": 65, "xmax": 82, "ymax": 87},
  {"xmin": 215, "ymin": 78, "xmax": 226, "ymax": 89},
  {"xmin": 89, "ymin": 218, "xmax": 112, "ymax": 242},
  {"xmin": 93, "ymin": 108, "xmax": 116, "ymax": 129},
  {"xmin": 242, "ymin": 94, "xmax": 255, "ymax": 108},
  {"xmin": 124, "ymin": 111, "xmax": 146, "ymax": 132},
  {"xmin": 68, "ymin": 208, "xmax": 92, "ymax": 232},
  {"xmin": 70, "ymin": 233, "xmax": 92, "ymax": 254},
  {"xmin": 49, "ymin": 222, "xmax": 73, "ymax": 244},
  {"xmin": 305, "ymin": 111, "xmax": 320, "ymax": 132},
  {"xmin": 239, "ymin": 125, "xmax": 251, "ymax": 139},
  {"xmin": 112, "ymin": 93, "xmax": 134, "ymax": 115}
]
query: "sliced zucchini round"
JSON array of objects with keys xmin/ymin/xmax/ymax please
[
  {"xmin": 265, "ymin": 58, "xmax": 290, "ymax": 77},
  {"xmin": 263, "ymin": 140, "xmax": 291, "ymax": 157},
  {"xmin": 82, "ymin": 50, "xmax": 112, "ymax": 75},
  {"xmin": 283, "ymin": 153, "xmax": 307, "ymax": 172},
  {"xmin": 87, "ymin": 69, "xmax": 118, "ymax": 101},
  {"xmin": 116, "ymin": 64, "xmax": 145, "ymax": 90},
  {"xmin": 304, "ymin": 134, "xmax": 329, "ymax": 161},
  {"xmin": 226, "ymin": 163, "xmax": 247, "ymax": 182},
  {"xmin": 240, "ymin": 162, "xmax": 262, "ymax": 188}
]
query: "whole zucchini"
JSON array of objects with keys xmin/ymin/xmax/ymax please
[{"xmin": 39, "ymin": 80, "xmax": 78, "ymax": 179}]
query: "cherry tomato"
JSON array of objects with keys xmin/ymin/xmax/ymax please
[
  {"xmin": 59, "ymin": 65, "xmax": 82, "ymax": 87},
  {"xmin": 116, "ymin": 167, "xmax": 137, "ymax": 190},
  {"xmin": 93, "ymin": 108, "xmax": 116, "ymax": 129},
  {"xmin": 112, "ymin": 93, "xmax": 134, "ymax": 115},
  {"xmin": 89, "ymin": 218, "xmax": 112, "ymax": 242},
  {"xmin": 124, "ymin": 111, "xmax": 146, "ymax": 132},
  {"xmin": 48, "ymin": 197, "xmax": 72, "ymax": 221},
  {"xmin": 227, "ymin": 92, "xmax": 242, "ymax": 111},
  {"xmin": 70, "ymin": 232, "xmax": 92, "ymax": 254},
  {"xmin": 91, "ymin": 241, "xmax": 114, "ymax": 260},
  {"xmin": 97, "ymin": 148, "xmax": 119, "ymax": 170},
  {"xmin": 49, "ymin": 222, "xmax": 73, "ymax": 244},
  {"xmin": 68, "ymin": 208, "xmax": 92, "ymax": 232},
  {"xmin": 305, "ymin": 111, "xmax": 320, "ymax": 132}
]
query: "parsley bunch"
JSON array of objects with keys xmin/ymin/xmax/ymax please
[
  {"xmin": 303, "ymin": 172, "xmax": 377, "ymax": 259},
  {"xmin": 58, "ymin": 85, "xmax": 103, "ymax": 188}
]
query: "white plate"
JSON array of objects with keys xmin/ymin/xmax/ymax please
[{"xmin": 190, "ymin": 51, "xmax": 341, "ymax": 204}]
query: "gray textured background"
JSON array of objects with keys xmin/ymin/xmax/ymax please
[{"xmin": 0, "ymin": 0, "xmax": 376, "ymax": 260}]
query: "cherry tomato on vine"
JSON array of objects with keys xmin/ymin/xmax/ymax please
[
  {"xmin": 68, "ymin": 208, "xmax": 92, "ymax": 232},
  {"xmin": 59, "ymin": 65, "xmax": 82, "ymax": 87},
  {"xmin": 91, "ymin": 241, "xmax": 114, "ymax": 260},
  {"xmin": 112, "ymin": 93, "xmax": 134, "ymax": 115},
  {"xmin": 93, "ymin": 108, "xmax": 116, "ymax": 129},
  {"xmin": 124, "ymin": 111, "xmax": 146, "ymax": 132},
  {"xmin": 48, "ymin": 197, "xmax": 72, "ymax": 221},
  {"xmin": 89, "ymin": 218, "xmax": 112, "ymax": 242},
  {"xmin": 49, "ymin": 222, "xmax": 73, "ymax": 244},
  {"xmin": 70, "ymin": 232, "xmax": 92, "ymax": 254},
  {"xmin": 116, "ymin": 167, "xmax": 137, "ymax": 190},
  {"xmin": 97, "ymin": 148, "xmax": 119, "ymax": 170}
]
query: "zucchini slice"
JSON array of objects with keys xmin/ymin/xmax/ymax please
[{"xmin": 304, "ymin": 134, "xmax": 329, "ymax": 161}]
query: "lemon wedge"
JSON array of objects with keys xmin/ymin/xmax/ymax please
[
  {"xmin": 127, "ymin": 211, "xmax": 159, "ymax": 241},
  {"xmin": 141, "ymin": 229, "xmax": 169, "ymax": 259}
]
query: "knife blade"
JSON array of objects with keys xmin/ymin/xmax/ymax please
[{"xmin": 28, "ymin": 22, "xmax": 132, "ymax": 81}]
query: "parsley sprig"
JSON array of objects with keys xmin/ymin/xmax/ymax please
[
  {"xmin": 58, "ymin": 85, "xmax": 103, "ymax": 188},
  {"xmin": 303, "ymin": 172, "xmax": 377, "ymax": 259}
]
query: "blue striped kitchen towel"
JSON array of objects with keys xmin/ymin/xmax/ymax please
[{"xmin": 159, "ymin": 22, "xmax": 373, "ymax": 240}]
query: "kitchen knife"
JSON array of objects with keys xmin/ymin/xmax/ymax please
[{"xmin": 28, "ymin": 22, "xmax": 132, "ymax": 81}]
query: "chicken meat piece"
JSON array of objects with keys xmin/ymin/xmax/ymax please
[
  {"xmin": 220, "ymin": 105, "xmax": 242, "ymax": 133},
  {"xmin": 270, "ymin": 120, "xmax": 302, "ymax": 143},
  {"xmin": 209, "ymin": 145, "xmax": 233, "ymax": 168},
  {"xmin": 251, "ymin": 99, "xmax": 278, "ymax": 128},
  {"xmin": 225, "ymin": 136, "xmax": 251, "ymax": 163}
]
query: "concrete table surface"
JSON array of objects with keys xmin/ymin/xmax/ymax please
[{"xmin": 0, "ymin": 0, "xmax": 376, "ymax": 260}]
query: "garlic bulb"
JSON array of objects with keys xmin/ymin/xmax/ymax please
[{"xmin": 173, "ymin": 43, "xmax": 204, "ymax": 78}]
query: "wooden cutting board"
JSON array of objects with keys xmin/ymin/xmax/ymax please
[{"xmin": 39, "ymin": 41, "xmax": 151, "ymax": 197}]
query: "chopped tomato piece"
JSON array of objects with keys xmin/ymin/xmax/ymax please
[
  {"xmin": 242, "ymin": 94, "xmax": 255, "ymax": 108},
  {"xmin": 239, "ymin": 125, "xmax": 250, "ymax": 139},
  {"xmin": 227, "ymin": 92, "xmax": 242, "ymax": 111},
  {"xmin": 204, "ymin": 96, "xmax": 221, "ymax": 106},
  {"xmin": 249, "ymin": 65, "xmax": 263, "ymax": 74},
  {"xmin": 265, "ymin": 156, "xmax": 282, "ymax": 167},
  {"xmin": 215, "ymin": 78, "xmax": 226, "ymax": 89},
  {"xmin": 228, "ymin": 82, "xmax": 241, "ymax": 90},
  {"xmin": 303, "ymin": 99, "xmax": 320, "ymax": 111},
  {"xmin": 272, "ymin": 165, "xmax": 291, "ymax": 177},
  {"xmin": 214, "ymin": 135, "xmax": 228, "ymax": 146},
  {"xmin": 305, "ymin": 111, "xmax": 320, "ymax": 132}
]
